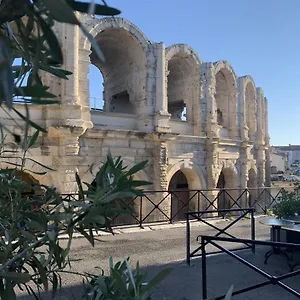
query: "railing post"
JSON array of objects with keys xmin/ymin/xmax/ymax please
[
  {"xmin": 186, "ymin": 213, "xmax": 191, "ymax": 266},
  {"xmin": 251, "ymin": 209, "xmax": 256, "ymax": 254},
  {"xmin": 202, "ymin": 236, "xmax": 207, "ymax": 300},
  {"xmin": 139, "ymin": 196, "xmax": 143, "ymax": 228}
]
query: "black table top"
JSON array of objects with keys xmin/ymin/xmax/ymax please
[
  {"xmin": 282, "ymin": 216, "xmax": 300, "ymax": 224},
  {"xmin": 259, "ymin": 217, "xmax": 294, "ymax": 227}
]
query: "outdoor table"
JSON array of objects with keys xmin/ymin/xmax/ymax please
[
  {"xmin": 259, "ymin": 217, "xmax": 294, "ymax": 264},
  {"xmin": 282, "ymin": 216, "xmax": 300, "ymax": 224},
  {"xmin": 282, "ymin": 224, "xmax": 300, "ymax": 271}
]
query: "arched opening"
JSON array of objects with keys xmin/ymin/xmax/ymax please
[
  {"xmin": 167, "ymin": 52, "xmax": 199, "ymax": 122},
  {"xmin": 245, "ymin": 82, "xmax": 256, "ymax": 140},
  {"xmin": 89, "ymin": 27, "xmax": 147, "ymax": 115},
  {"xmin": 216, "ymin": 168, "xmax": 238, "ymax": 212},
  {"xmin": 89, "ymin": 64, "xmax": 104, "ymax": 110},
  {"xmin": 215, "ymin": 67, "xmax": 237, "ymax": 137},
  {"xmin": 168, "ymin": 170, "xmax": 189, "ymax": 221}
]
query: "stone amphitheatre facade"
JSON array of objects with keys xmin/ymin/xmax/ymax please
[{"xmin": 1, "ymin": 15, "xmax": 270, "ymax": 216}]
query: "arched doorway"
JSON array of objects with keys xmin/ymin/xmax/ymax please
[
  {"xmin": 216, "ymin": 168, "xmax": 238, "ymax": 212},
  {"xmin": 168, "ymin": 170, "xmax": 189, "ymax": 221}
]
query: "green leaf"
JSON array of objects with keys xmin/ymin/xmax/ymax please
[
  {"xmin": 27, "ymin": 98, "xmax": 60, "ymax": 105},
  {"xmin": 0, "ymin": 39, "xmax": 14, "ymax": 108},
  {"xmin": 15, "ymin": 86, "xmax": 57, "ymax": 98},
  {"xmin": 66, "ymin": 2, "xmax": 121, "ymax": 16},
  {"xmin": 126, "ymin": 161, "xmax": 148, "ymax": 177},
  {"xmin": 31, "ymin": 256, "xmax": 48, "ymax": 291},
  {"xmin": 35, "ymin": 13, "xmax": 63, "ymax": 64},
  {"xmin": 39, "ymin": 64, "xmax": 72, "ymax": 79},
  {"xmin": 41, "ymin": 0, "xmax": 79, "ymax": 25},
  {"xmin": 27, "ymin": 130, "xmax": 39, "ymax": 149},
  {"xmin": 11, "ymin": 107, "xmax": 47, "ymax": 133},
  {"xmin": 0, "ymin": 272, "xmax": 31, "ymax": 284}
]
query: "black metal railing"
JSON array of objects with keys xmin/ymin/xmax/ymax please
[
  {"xmin": 59, "ymin": 187, "xmax": 288, "ymax": 227},
  {"xmin": 186, "ymin": 208, "xmax": 255, "ymax": 265},
  {"xmin": 201, "ymin": 236, "xmax": 300, "ymax": 299}
]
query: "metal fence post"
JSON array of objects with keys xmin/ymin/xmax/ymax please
[
  {"xmin": 202, "ymin": 236, "xmax": 208, "ymax": 300},
  {"xmin": 251, "ymin": 209, "xmax": 256, "ymax": 254},
  {"xmin": 186, "ymin": 213, "xmax": 191, "ymax": 266},
  {"xmin": 139, "ymin": 196, "xmax": 143, "ymax": 228}
]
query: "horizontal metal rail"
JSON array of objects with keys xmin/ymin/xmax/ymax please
[
  {"xmin": 59, "ymin": 187, "xmax": 287, "ymax": 227},
  {"xmin": 201, "ymin": 235, "xmax": 300, "ymax": 299},
  {"xmin": 186, "ymin": 208, "xmax": 255, "ymax": 265}
]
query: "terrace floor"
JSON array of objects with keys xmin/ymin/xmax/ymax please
[{"xmin": 17, "ymin": 216, "xmax": 300, "ymax": 300}]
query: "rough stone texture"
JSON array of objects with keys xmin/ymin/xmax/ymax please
[{"xmin": 0, "ymin": 16, "xmax": 270, "ymax": 204}]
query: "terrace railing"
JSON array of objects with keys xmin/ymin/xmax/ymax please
[{"xmin": 60, "ymin": 186, "xmax": 287, "ymax": 227}]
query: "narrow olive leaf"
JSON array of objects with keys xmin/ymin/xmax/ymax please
[
  {"xmin": 27, "ymin": 130, "xmax": 39, "ymax": 149},
  {"xmin": 126, "ymin": 161, "xmax": 148, "ymax": 177},
  {"xmin": 15, "ymin": 86, "xmax": 57, "ymax": 98},
  {"xmin": 125, "ymin": 260, "xmax": 137, "ymax": 296},
  {"xmin": 66, "ymin": 1, "xmax": 121, "ymax": 16},
  {"xmin": 26, "ymin": 157, "xmax": 56, "ymax": 171},
  {"xmin": 0, "ymin": 272, "xmax": 31, "ymax": 284},
  {"xmin": 35, "ymin": 13, "xmax": 63, "ymax": 64},
  {"xmin": 80, "ymin": 24, "xmax": 105, "ymax": 62},
  {"xmin": 0, "ymin": 38, "xmax": 14, "ymax": 108},
  {"xmin": 28, "ymin": 98, "xmax": 60, "ymax": 105},
  {"xmin": 41, "ymin": 0, "xmax": 79, "ymax": 24},
  {"xmin": 39, "ymin": 64, "xmax": 72, "ymax": 80},
  {"xmin": 75, "ymin": 172, "xmax": 84, "ymax": 201},
  {"xmin": 11, "ymin": 107, "xmax": 47, "ymax": 132},
  {"xmin": 31, "ymin": 256, "xmax": 48, "ymax": 291}
]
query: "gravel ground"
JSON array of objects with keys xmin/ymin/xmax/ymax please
[{"xmin": 17, "ymin": 217, "xmax": 300, "ymax": 299}]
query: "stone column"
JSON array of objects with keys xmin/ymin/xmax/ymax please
[
  {"xmin": 200, "ymin": 63, "xmax": 218, "ymax": 138},
  {"xmin": 152, "ymin": 140, "xmax": 171, "ymax": 222},
  {"xmin": 239, "ymin": 142, "xmax": 249, "ymax": 207},
  {"xmin": 154, "ymin": 43, "xmax": 171, "ymax": 133},
  {"xmin": 237, "ymin": 77, "xmax": 249, "ymax": 141}
]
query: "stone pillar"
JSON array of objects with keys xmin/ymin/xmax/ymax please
[
  {"xmin": 200, "ymin": 63, "xmax": 218, "ymax": 138},
  {"xmin": 239, "ymin": 142, "xmax": 249, "ymax": 208},
  {"xmin": 237, "ymin": 77, "xmax": 249, "ymax": 141},
  {"xmin": 154, "ymin": 43, "xmax": 171, "ymax": 133},
  {"xmin": 152, "ymin": 140, "xmax": 170, "ymax": 221}
]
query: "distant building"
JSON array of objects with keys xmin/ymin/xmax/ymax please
[
  {"xmin": 270, "ymin": 148, "xmax": 288, "ymax": 173},
  {"xmin": 274, "ymin": 145, "xmax": 300, "ymax": 168}
]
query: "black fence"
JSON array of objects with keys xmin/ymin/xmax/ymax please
[
  {"xmin": 201, "ymin": 236, "xmax": 300, "ymax": 299},
  {"xmin": 186, "ymin": 208, "xmax": 255, "ymax": 265},
  {"xmin": 60, "ymin": 187, "xmax": 288, "ymax": 227}
]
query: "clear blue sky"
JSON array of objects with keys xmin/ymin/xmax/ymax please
[{"xmin": 90, "ymin": 0, "xmax": 300, "ymax": 146}]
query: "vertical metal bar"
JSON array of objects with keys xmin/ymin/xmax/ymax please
[
  {"xmin": 186, "ymin": 213, "xmax": 191, "ymax": 266},
  {"xmin": 198, "ymin": 190, "xmax": 200, "ymax": 211},
  {"xmin": 251, "ymin": 209, "xmax": 255, "ymax": 253},
  {"xmin": 202, "ymin": 236, "xmax": 208, "ymax": 300},
  {"xmin": 139, "ymin": 196, "xmax": 143, "ymax": 228}
]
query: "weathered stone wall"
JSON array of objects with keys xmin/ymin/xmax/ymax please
[{"xmin": 1, "ymin": 15, "xmax": 271, "ymax": 214}]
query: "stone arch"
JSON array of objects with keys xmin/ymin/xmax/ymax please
[
  {"xmin": 213, "ymin": 61, "xmax": 238, "ymax": 138},
  {"xmin": 216, "ymin": 160, "xmax": 238, "ymax": 210},
  {"xmin": 78, "ymin": 16, "xmax": 150, "ymax": 120},
  {"xmin": 165, "ymin": 44, "xmax": 201, "ymax": 127},
  {"xmin": 166, "ymin": 161, "xmax": 205, "ymax": 221},
  {"xmin": 243, "ymin": 76, "xmax": 257, "ymax": 140},
  {"xmin": 256, "ymin": 88, "xmax": 266, "ymax": 142}
]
